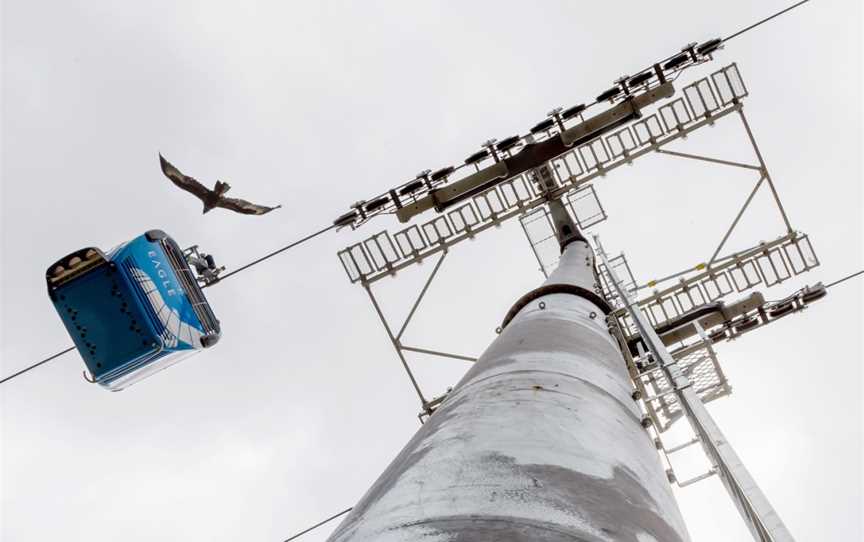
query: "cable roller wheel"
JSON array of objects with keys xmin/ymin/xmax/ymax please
[
  {"xmin": 628, "ymin": 71, "xmax": 654, "ymax": 87},
  {"xmin": 464, "ymin": 149, "xmax": 490, "ymax": 165},
  {"xmin": 596, "ymin": 86, "xmax": 622, "ymax": 102},
  {"xmin": 561, "ymin": 103, "xmax": 586, "ymax": 120},
  {"xmin": 530, "ymin": 118, "xmax": 555, "ymax": 135},
  {"xmin": 495, "ymin": 135, "xmax": 521, "ymax": 152},
  {"xmin": 430, "ymin": 166, "xmax": 455, "ymax": 182}
]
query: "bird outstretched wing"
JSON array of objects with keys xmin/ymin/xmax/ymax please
[
  {"xmin": 159, "ymin": 154, "xmax": 212, "ymax": 200},
  {"xmin": 217, "ymin": 197, "xmax": 281, "ymax": 215}
]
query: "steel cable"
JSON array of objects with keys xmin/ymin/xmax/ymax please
[
  {"xmin": 204, "ymin": 223, "xmax": 336, "ymax": 287},
  {"xmin": 825, "ymin": 269, "xmax": 864, "ymax": 290},
  {"xmin": 722, "ymin": 0, "xmax": 811, "ymax": 44},
  {"xmin": 0, "ymin": 346, "xmax": 77, "ymax": 385},
  {"xmin": 0, "ymin": 224, "xmax": 336, "ymax": 385},
  {"xmin": 283, "ymin": 507, "xmax": 353, "ymax": 542}
]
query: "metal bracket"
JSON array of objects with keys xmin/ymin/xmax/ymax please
[
  {"xmin": 338, "ymin": 64, "xmax": 753, "ymax": 287},
  {"xmin": 183, "ymin": 245, "xmax": 224, "ymax": 286},
  {"xmin": 361, "ymin": 250, "xmax": 476, "ymax": 418},
  {"xmin": 652, "ymin": 106, "xmax": 794, "ymax": 270}
]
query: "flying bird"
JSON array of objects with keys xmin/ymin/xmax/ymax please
[{"xmin": 158, "ymin": 154, "xmax": 281, "ymax": 215}]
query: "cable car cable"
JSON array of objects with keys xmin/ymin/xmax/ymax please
[
  {"xmin": 0, "ymin": 346, "xmax": 76, "ymax": 385},
  {"xmin": 283, "ymin": 507, "xmax": 353, "ymax": 542},
  {"xmin": 0, "ymin": 215, "xmax": 858, "ymax": 388},
  {"xmin": 825, "ymin": 269, "xmax": 864, "ymax": 290},
  {"xmin": 3, "ymin": 264, "xmax": 860, "ymax": 386},
  {"xmin": 204, "ymin": 223, "xmax": 337, "ymax": 287},
  {"xmin": 0, "ymin": 224, "xmax": 338, "ymax": 385},
  {"xmin": 722, "ymin": 0, "xmax": 810, "ymax": 44}
]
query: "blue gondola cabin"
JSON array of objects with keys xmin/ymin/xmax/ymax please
[{"xmin": 46, "ymin": 230, "xmax": 221, "ymax": 391}]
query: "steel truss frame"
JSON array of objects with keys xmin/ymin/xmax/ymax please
[
  {"xmin": 583, "ymin": 103, "xmax": 820, "ymax": 339},
  {"xmin": 360, "ymin": 250, "xmax": 476, "ymax": 420},
  {"xmin": 522, "ymin": 102, "xmax": 800, "ymax": 287},
  {"xmin": 637, "ymin": 105, "xmax": 797, "ymax": 291},
  {"xmin": 338, "ymin": 64, "xmax": 752, "ymax": 287}
]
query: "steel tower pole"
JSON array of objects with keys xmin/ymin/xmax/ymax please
[{"xmin": 328, "ymin": 187, "xmax": 690, "ymax": 541}]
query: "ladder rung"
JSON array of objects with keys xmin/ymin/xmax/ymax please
[
  {"xmin": 677, "ymin": 468, "xmax": 717, "ymax": 488},
  {"xmin": 643, "ymin": 383, "xmax": 691, "ymax": 403},
  {"xmin": 664, "ymin": 436, "xmax": 700, "ymax": 454}
]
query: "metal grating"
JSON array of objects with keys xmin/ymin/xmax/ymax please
[
  {"xmin": 565, "ymin": 185, "xmax": 607, "ymax": 230},
  {"xmin": 518, "ymin": 187, "xmax": 609, "ymax": 278},
  {"xmin": 597, "ymin": 252, "xmax": 637, "ymax": 310},
  {"xmin": 519, "ymin": 207, "xmax": 560, "ymax": 278},
  {"xmin": 641, "ymin": 340, "xmax": 731, "ymax": 432},
  {"xmin": 711, "ymin": 63, "xmax": 748, "ymax": 106}
]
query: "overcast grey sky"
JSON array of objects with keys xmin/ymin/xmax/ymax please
[{"xmin": 1, "ymin": 1, "xmax": 861, "ymax": 541}]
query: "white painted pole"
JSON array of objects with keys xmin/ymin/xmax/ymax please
[{"xmin": 329, "ymin": 233, "xmax": 690, "ymax": 542}]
